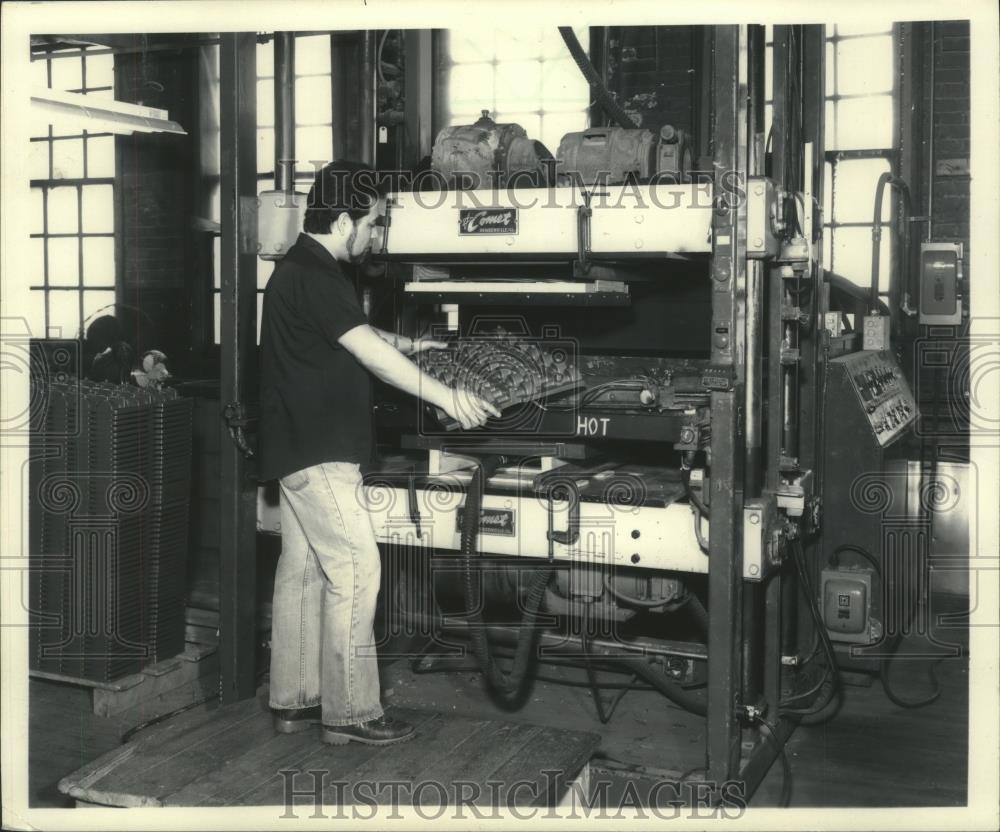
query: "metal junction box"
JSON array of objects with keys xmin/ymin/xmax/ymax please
[
  {"xmin": 821, "ymin": 567, "xmax": 875, "ymax": 644},
  {"xmin": 918, "ymin": 242, "xmax": 963, "ymax": 325}
]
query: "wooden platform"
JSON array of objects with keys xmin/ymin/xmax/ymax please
[{"xmin": 58, "ymin": 697, "xmax": 600, "ymax": 809}]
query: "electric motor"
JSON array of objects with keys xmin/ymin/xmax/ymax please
[
  {"xmin": 431, "ymin": 110, "xmax": 552, "ymax": 188},
  {"xmin": 556, "ymin": 124, "xmax": 691, "ymax": 186}
]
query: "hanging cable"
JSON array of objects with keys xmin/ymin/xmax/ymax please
[
  {"xmin": 558, "ymin": 27, "xmax": 636, "ymax": 129},
  {"xmin": 581, "ymin": 605, "xmax": 637, "ymax": 723}
]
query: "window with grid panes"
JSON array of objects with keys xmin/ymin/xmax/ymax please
[
  {"xmin": 205, "ymin": 34, "xmax": 335, "ymax": 344},
  {"xmin": 29, "ymin": 47, "xmax": 117, "ymax": 339},
  {"xmin": 443, "ymin": 28, "xmax": 590, "ymax": 155},
  {"xmin": 765, "ymin": 24, "xmax": 896, "ymax": 292}
]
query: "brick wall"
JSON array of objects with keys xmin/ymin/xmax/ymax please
[
  {"xmin": 929, "ymin": 21, "xmax": 970, "ymax": 261},
  {"xmin": 115, "ymin": 45, "xmax": 199, "ymax": 366}
]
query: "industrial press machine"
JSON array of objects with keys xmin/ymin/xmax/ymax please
[{"xmin": 237, "ymin": 25, "xmax": 928, "ymax": 802}]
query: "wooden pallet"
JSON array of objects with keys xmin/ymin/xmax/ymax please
[
  {"xmin": 30, "ymin": 643, "xmax": 218, "ymax": 724},
  {"xmin": 59, "ymin": 697, "xmax": 600, "ymax": 810}
]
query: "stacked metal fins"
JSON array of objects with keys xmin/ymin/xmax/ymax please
[{"xmin": 29, "ymin": 377, "xmax": 193, "ymax": 683}]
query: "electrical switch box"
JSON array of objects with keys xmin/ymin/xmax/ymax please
[
  {"xmin": 257, "ymin": 190, "xmax": 307, "ymax": 260},
  {"xmin": 862, "ymin": 315, "xmax": 891, "ymax": 351},
  {"xmin": 919, "ymin": 242, "xmax": 963, "ymax": 325},
  {"xmin": 821, "ymin": 568, "xmax": 874, "ymax": 644}
]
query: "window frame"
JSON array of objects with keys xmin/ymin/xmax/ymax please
[
  {"xmin": 29, "ymin": 46, "xmax": 119, "ymax": 339},
  {"xmin": 440, "ymin": 27, "xmax": 591, "ymax": 156},
  {"xmin": 765, "ymin": 24, "xmax": 899, "ymax": 296},
  {"xmin": 207, "ymin": 33, "xmax": 337, "ymax": 345}
]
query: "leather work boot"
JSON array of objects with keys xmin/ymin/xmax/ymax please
[
  {"xmin": 321, "ymin": 714, "xmax": 415, "ymax": 746},
  {"xmin": 272, "ymin": 705, "xmax": 323, "ymax": 734}
]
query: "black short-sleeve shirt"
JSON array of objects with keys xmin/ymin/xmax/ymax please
[{"xmin": 258, "ymin": 234, "xmax": 372, "ymax": 481}]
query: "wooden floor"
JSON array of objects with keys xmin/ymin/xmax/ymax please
[
  {"xmin": 57, "ymin": 698, "xmax": 599, "ymax": 809},
  {"xmin": 30, "ymin": 594, "xmax": 970, "ymax": 810}
]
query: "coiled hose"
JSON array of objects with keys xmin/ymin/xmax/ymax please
[
  {"xmin": 558, "ymin": 27, "xmax": 636, "ymax": 129},
  {"xmin": 461, "ymin": 455, "xmax": 553, "ymax": 708}
]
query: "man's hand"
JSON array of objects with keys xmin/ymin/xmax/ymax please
[
  {"xmin": 411, "ymin": 338, "xmax": 450, "ymax": 354},
  {"xmin": 440, "ymin": 387, "xmax": 501, "ymax": 430}
]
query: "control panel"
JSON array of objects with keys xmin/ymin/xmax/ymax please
[{"xmin": 833, "ymin": 350, "xmax": 917, "ymax": 446}]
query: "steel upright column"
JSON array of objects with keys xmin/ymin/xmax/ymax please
[
  {"xmin": 218, "ymin": 33, "xmax": 258, "ymax": 703},
  {"xmin": 706, "ymin": 25, "xmax": 750, "ymax": 785},
  {"xmin": 798, "ymin": 25, "xmax": 827, "ymax": 483}
]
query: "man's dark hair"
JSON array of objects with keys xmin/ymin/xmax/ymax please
[{"xmin": 303, "ymin": 160, "xmax": 383, "ymax": 234}]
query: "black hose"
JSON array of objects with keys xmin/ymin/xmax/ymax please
[
  {"xmin": 558, "ymin": 27, "xmax": 636, "ymax": 129},
  {"xmin": 614, "ymin": 655, "xmax": 707, "ymax": 716},
  {"xmin": 459, "ymin": 454, "xmax": 705, "ymax": 717},
  {"xmin": 685, "ymin": 594, "xmax": 709, "ymax": 638},
  {"xmin": 461, "ymin": 455, "xmax": 553, "ymax": 708}
]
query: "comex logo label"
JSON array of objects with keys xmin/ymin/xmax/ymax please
[{"xmin": 458, "ymin": 208, "xmax": 518, "ymax": 235}]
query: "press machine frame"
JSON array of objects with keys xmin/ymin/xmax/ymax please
[{"xmin": 368, "ymin": 25, "xmax": 828, "ymax": 793}]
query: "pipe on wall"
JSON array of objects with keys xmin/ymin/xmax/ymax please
[
  {"xmin": 359, "ymin": 31, "xmax": 377, "ymax": 165},
  {"xmin": 273, "ymin": 32, "xmax": 296, "ymax": 192}
]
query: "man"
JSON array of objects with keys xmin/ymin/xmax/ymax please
[{"xmin": 258, "ymin": 161, "xmax": 499, "ymax": 746}]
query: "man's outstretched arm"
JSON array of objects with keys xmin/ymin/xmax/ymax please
[
  {"xmin": 338, "ymin": 324, "xmax": 499, "ymax": 429},
  {"xmin": 370, "ymin": 327, "xmax": 448, "ymax": 356}
]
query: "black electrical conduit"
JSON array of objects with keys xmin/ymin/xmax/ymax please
[
  {"xmin": 458, "ymin": 454, "xmax": 708, "ymax": 716},
  {"xmin": 558, "ymin": 27, "xmax": 636, "ymax": 129},
  {"xmin": 870, "ymin": 172, "xmax": 914, "ymax": 315}
]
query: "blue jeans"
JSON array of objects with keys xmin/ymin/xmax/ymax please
[{"xmin": 268, "ymin": 461, "xmax": 384, "ymax": 727}]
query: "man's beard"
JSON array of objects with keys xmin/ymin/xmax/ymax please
[{"xmin": 345, "ymin": 224, "xmax": 368, "ymax": 264}]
